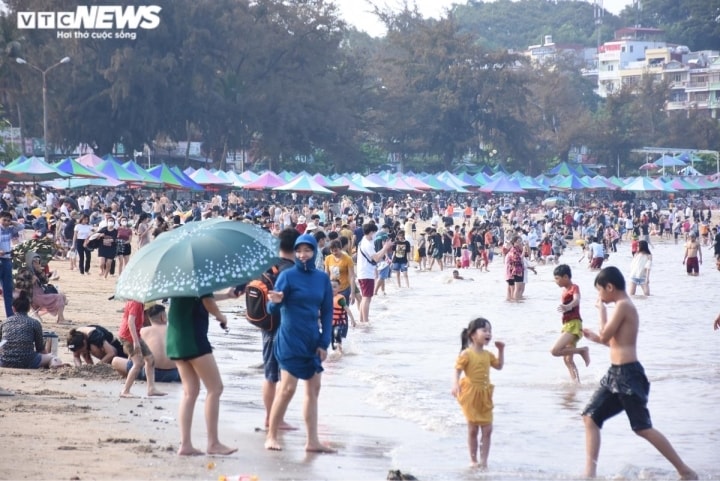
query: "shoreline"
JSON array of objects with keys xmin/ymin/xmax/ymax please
[
  {"xmin": 1, "ymin": 213, "xmax": 718, "ymax": 480},
  {"xmin": 0, "ymin": 257, "xmax": 410, "ymax": 481}
]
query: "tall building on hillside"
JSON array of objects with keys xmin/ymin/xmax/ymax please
[
  {"xmin": 527, "ymin": 34, "xmax": 596, "ymax": 67},
  {"xmin": 596, "ymin": 27, "xmax": 667, "ymax": 95},
  {"xmin": 588, "ymin": 27, "xmax": 720, "ymax": 119}
]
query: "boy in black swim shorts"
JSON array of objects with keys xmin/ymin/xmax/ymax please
[{"xmin": 581, "ymin": 267, "xmax": 697, "ymax": 480}]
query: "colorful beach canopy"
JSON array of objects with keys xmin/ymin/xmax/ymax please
[
  {"xmin": 1, "ymin": 157, "xmax": 70, "ymax": 182},
  {"xmin": 53, "ymin": 157, "xmax": 104, "ymax": 178},
  {"xmin": 243, "ymin": 171, "xmax": 286, "ymax": 190},
  {"xmin": 273, "ymin": 173, "xmax": 333, "ymax": 194},
  {"xmin": 478, "ymin": 176, "xmax": 526, "ymax": 193},
  {"xmin": 4, "ymin": 154, "xmax": 720, "ymax": 194}
]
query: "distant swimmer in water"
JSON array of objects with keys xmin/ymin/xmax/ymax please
[
  {"xmin": 581, "ymin": 267, "xmax": 697, "ymax": 480},
  {"xmin": 451, "ymin": 269, "xmax": 475, "ymax": 281}
]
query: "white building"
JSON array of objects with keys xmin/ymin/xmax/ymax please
[{"xmin": 596, "ymin": 27, "xmax": 668, "ymax": 96}]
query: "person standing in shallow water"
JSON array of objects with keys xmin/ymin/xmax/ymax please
[
  {"xmin": 581, "ymin": 266, "xmax": 697, "ymax": 480},
  {"xmin": 551, "ymin": 264, "xmax": 590, "ymax": 383},
  {"xmin": 682, "ymin": 233, "xmax": 702, "ymax": 276},
  {"xmin": 452, "ymin": 317, "xmax": 505, "ymax": 470},
  {"xmin": 264, "ymin": 234, "xmax": 335, "ymax": 453},
  {"xmin": 628, "ymin": 240, "xmax": 652, "ymax": 296}
]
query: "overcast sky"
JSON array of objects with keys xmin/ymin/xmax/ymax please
[{"xmin": 333, "ymin": 0, "xmax": 634, "ymax": 37}]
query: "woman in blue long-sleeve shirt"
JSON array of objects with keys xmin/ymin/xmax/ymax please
[{"xmin": 265, "ymin": 234, "xmax": 335, "ymax": 452}]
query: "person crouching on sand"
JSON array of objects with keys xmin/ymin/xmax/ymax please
[{"xmin": 117, "ymin": 300, "xmax": 166, "ymax": 398}]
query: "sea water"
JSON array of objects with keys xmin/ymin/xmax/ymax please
[{"xmin": 210, "ymin": 238, "xmax": 719, "ymax": 480}]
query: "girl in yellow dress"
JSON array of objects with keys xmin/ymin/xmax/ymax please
[{"xmin": 451, "ymin": 317, "xmax": 505, "ymax": 469}]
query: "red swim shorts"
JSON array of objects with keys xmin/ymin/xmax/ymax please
[{"xmin": 358, "ymin": 278, "xmax": 375, "ymax": 298}]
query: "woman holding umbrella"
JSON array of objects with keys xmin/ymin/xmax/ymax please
[
  {"xmin": 114, "ymin": 218, "xmax": 281, "ymax": 457},
  {"xmin": 166, "ymin": 290, "xmax": 239, "ymax": 456},
  {"xmin": 265, "ymin": 234, "xmax": 335, "ymax": 452}
]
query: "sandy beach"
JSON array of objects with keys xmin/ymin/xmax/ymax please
[
  {"xmin": 0, "ymin": 259, "xmax": 216, "ymax": 480},
  {"xmin": 0, "ymin": 254, "xmax": 397, "ymax": 481},
  {"xmin": 2, "ymin": 211, "xmax": 719, "ymax": 480}
]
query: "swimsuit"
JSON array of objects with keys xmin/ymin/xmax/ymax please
[
  {"xmin": 166, "ymin": 296, "xmax": 213, "ymax": 361},
  {"xmin": 561, "ymin": 319, "xmax": 583, "ymax": 342},
  {"xmin": 582, "ymin": 361, "xmax": 652, "ymax": 431},
  {"xmin": 126, "ymin": 360, "xmax": 181, "ymax": 382}
]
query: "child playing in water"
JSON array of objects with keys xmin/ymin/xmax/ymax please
[
  {"xmin": 331, "ymin": 280, "xmax": 355, "ymax": 353},
  {"xmin": 451, "ymin": 317, "xmax": 505, "ymax": 469},
  {"xmin": 582, "ymin": 266, "xmax": 697, "ymax": 480},
  {"xmin": 451, "ymin": 269, "xmax": 474, "ymax": 281},
  {"xmin": 551, "ymin": 264, "xmax": 590, "ymax": 383},
  {"xmin": 460, "ymin": 244, "xmax": 471, "ymax": 268}
]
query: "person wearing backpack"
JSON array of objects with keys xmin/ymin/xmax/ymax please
[
  {"xmin": 264, "ymin": 233, "xmax": 335, "ymax": 452},
  {"xmin": 244, "ymin": 228, "xmax": 299, "ymax": 431}
]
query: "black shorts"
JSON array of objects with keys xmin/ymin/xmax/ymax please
[
  {"xmin": 506, "ymin": 275, "xmax": 523, "ymax": 286},
  {"xmin": 582, "ymin": 362, "xmax": 652, "ymax": 431},
  {"xmin": 117, "ymin": 242, "xmax": 131, "ymax": 256},
  {"xmin": 332, "ymin": 323, "xmax": 348, "ymax": 349},
  {"xmin": 262, "ymin": 329, "xmax": 279, "ymax": 382}
]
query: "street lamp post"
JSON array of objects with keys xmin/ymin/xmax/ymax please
[{"xmin": 16, "ymin": 56, "xmax": 71, "ymax": 162}]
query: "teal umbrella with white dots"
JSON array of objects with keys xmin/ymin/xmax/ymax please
[{"xmin": 114, "ymin": 218, "xmax": 279, "ymax": 302}]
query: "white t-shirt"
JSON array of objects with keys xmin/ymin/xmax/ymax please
[
  {"xmin": 528, "ymin": 231, "xmax": 538, "ymax": 248},
  {"xmin": 590, "ymin": 241, "xmax": 604, "ymax": 258},
  {"xmin": 356, "ymin": 236, "xmax": 377, "ymax": 280},
  {"xmin": 45, "ymin": 191, "xmax": 56, "ymax": 208},
  {"xmin": 630, "ymin": 253, "xmax": 652, "ymax": 280},
  {"xmin": 74, "ymin": 223, "xmax": 93, "ymax": 240}
]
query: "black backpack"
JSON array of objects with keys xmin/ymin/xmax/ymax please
[{"xmin": 245, "ymin": 259, "xmax": 294, "ymax": 331}]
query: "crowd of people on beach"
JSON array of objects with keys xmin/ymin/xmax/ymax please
[{"xmin": 1, "ymin": 183, "xmax": 719, "ymax": 478}]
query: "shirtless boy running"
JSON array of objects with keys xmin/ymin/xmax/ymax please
[{"xmin": 581, "ymin": 266, "xmax": 697, "ymax": 480}]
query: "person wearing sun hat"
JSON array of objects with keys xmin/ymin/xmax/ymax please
[{"xmin": 13, "ymin": 251, "xmax": 69, "ymax": 324}]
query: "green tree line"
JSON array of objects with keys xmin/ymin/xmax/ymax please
[{"xmin": 1, "ymin": 0, "xmax": 718, "ymax": 175}]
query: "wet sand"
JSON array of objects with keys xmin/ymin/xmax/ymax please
[{"xmin": 0, "ymin": 255, "xmax": 404, "ymax": 481}]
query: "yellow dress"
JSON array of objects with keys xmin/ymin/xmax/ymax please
[{"xmin": 455, "ymin": 348, "xmax": 499, "ymax": 425}]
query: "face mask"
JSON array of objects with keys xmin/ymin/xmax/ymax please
[
  {"xmin": 107, "ymin": 221, "xmax": 115, "ymax": 227},
  {"xmin": 120, "ymin": 221, "xmax": 128, "ymax": 226}
]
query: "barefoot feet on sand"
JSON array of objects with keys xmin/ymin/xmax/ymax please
[
  {"xmin": 207, "ymin": 443, "xmax": 237, "ymax": 456},
  {"xmin": 147, "ymin": 390, "xmax": 167, "ymax": 397},
  {"xmin": 265, "ymin": 438, "xmax": 282, "ymax": 451},
  {"xmin": 279, "ymin": 421, "xmax": 298, "ymax": 431},
  {"xmin": 305, "ymin": 443, "xmax": 336, "ymax": 453},
  {"xmin": 177, "ymin": 446, "xmax": 204, "ymax": 456}
]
